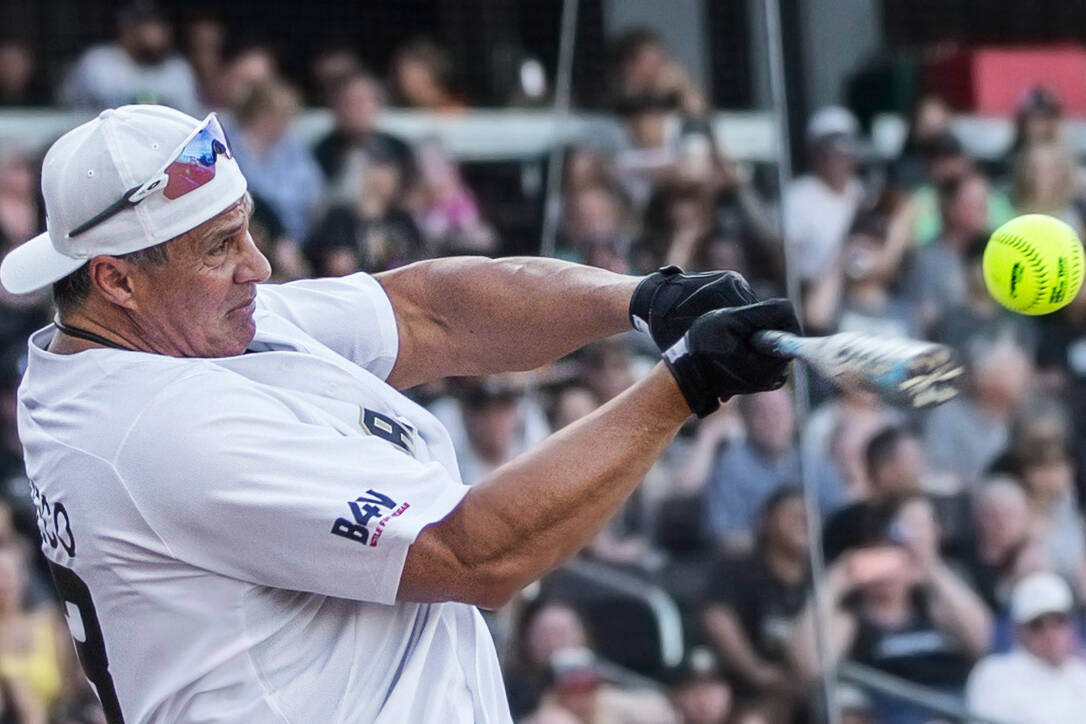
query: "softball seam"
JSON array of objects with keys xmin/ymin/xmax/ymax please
[{"xmin": 992, "ymin": 233, "xmax": 1048, "ymax": 310}]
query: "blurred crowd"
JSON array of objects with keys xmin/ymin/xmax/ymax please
[{"xmin": 3, "ymin": 3, "xmax": 1086, "ymax": 724}]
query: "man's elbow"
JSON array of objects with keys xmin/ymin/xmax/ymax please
[
  {"xmin": 451, "ymin": 553, "xmax": 533, "ymax": 610},
  {"xmin": 399, "ymin": 534, "xmax": 529, "ymax": 610}
]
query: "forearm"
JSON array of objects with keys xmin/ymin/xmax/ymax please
[
  {"xmin": 703, "ymin": 606, "xmax": 778, "ymax": 681},
  {"xmin": 398, "ymin": 364, "xmax": 689, "ymax": 607},
  {"xmin": 928, "ymin": 562, "xmax": 992, "ymax": 656},
  {"xmin": 790, "ymin": 602, "xmax": 852, "ymax": 681},
  {"xmin": 379, "ymin": 257, "xmax": 639, "ymax": 388},
  {"xmin": 789, "ymin": 569, "xmax": 854, "ymax": 680},
  {"xmin": 803, "ymin": 264, "xmax": 843, "ymax": 332}
]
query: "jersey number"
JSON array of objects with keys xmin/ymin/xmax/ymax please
[
  {"xmin": 48, "ymin": 563, "xmax": 125, "ymax": 724},
  {"xmin": 360, "ymin": 409, "xmax": 414, "ymax": 454}
]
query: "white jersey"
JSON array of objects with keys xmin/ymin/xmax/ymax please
[{"xmin": 16, "ymin": 273, "xmax": 512, "ymax": 724}]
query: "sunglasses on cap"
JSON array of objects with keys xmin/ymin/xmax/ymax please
[{"xmin": 68, "ymin": 113, "xmax": 234, "ymax": 239}]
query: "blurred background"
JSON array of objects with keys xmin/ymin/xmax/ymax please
[{"xmin": 4, "ymin": 0, "xmax": 1086, "ymax": 722}]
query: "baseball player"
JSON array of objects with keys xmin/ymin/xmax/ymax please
[{"xmin": 0, "ymin": 105, "xmax": 799, "ymax": 723}]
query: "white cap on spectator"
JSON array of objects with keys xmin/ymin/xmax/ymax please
[
  {"xmin": 1012, "ymin": 571, "xmax": 1074, "ymax": 624},
  {"xmin": 0, "ymin": 105, "xmax": 247, "ymax": 295},
  {"xmin": 806, "ymin": 105, "xmax": 860, "ymax": 141}
]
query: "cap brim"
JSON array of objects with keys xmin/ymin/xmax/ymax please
[{"xmin": 0, "ymin": 232, "xmax": 87, "ymax": 295}]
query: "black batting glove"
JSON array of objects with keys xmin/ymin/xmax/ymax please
[
  {"xmin": 664, "ymin": 298, "xmax": 802, "ymax": 417},
  {"xmin": 630, "ymin": 266, "xmax": 759, "ymax": 352}
]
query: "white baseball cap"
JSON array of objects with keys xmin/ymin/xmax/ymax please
[
  {"xmin": 0, "ymin": 105, "xmax": 247, "ymax": 295},
  {"xmin": 806, "ymin": 105, "xmax": 860, "ymax": 141},
  {"xmin": 1011, "ymin": 571, "xmax": 1074, "ymax": 624}
]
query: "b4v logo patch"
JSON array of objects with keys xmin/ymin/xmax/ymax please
[{"xmin": 330, "ymin": 489, "xmax": 411, "ymax": 547}]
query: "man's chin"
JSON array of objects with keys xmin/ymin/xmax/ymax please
[{"xmin": 201, "ymin": 319, "xmax": 256, "ymax": 358}]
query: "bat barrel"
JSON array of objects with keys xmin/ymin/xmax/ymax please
[{"xmin": 749, "ymin": 329, "xmax": 962, "ymax": 409}]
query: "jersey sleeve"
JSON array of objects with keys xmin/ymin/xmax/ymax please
[
  {"xmin": 255, "ymin": 273, "xmax": 399, "ymax": 379},
  {"xmin": 114, "ymin": 370, "xmax": 466, "ymax": 605}
]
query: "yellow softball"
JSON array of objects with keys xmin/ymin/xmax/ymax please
[{"xmin": 983, "ymin": 214, "xmax": 1085, "ymax": 315}]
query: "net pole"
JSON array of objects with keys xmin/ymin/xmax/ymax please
[
  {"xmin": 539, "ymin": 0, "xmax": 580, "ymax": 258},
  {"xmin": 762, "ymin": 1, "xmax": 842, "ymax": 722}
]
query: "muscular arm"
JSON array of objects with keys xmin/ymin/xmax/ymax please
[
  {"xmin": 397, "ymin": 364, "xmax": 690, "ymax": 609},
  {"xmin": 377, "ymin": 257, "xmax": 639, "ymax": 389}
]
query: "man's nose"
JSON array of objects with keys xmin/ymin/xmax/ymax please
[{"xmin": 236, "ymin": 232, "xmax": 272, "ymax": 284}]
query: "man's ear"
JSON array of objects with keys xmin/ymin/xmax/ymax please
[{"xmin": 87, "ymin": 256, "xmax": 137, "ymax": 309}]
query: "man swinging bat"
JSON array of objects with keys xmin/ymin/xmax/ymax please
[{"xmin": 0, "ymin": 105, "xmax": 799, "ymax": 723}]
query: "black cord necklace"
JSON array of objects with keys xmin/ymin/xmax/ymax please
[{"xmin": 53, "ymin": 316, "xmax": 129, "ymax": 351}]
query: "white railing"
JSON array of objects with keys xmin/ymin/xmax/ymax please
[{"xmin": 4, "ymin": 107, "xmax": 1085, "ymax": 163}]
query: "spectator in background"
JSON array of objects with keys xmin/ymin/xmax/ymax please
[
  {"xmin": 506, "ymin": 600, "xmax": 592, "ymax": 719},
  {"xmin": 966, "ymin": 571, "xmax": 1086, "ymax": 723},
  {"xmin": 534, "ymin": 647, "xmax": 678, "ymax": 724},
  {"xmin": 804, "ymin": 209, "xmax": 920, "ymax": 339},
  {"xmin": 909, "ymin": 132, "xmax": 1014, "ymax": 246},
  {"xmin": 610, "ymin": 29, "xmax": 706, "ymax": 117},
  {"xmin": 1010, "ymin": 86, "xmax": 1066, "ymax": 161},
  {"xmin": 705, "ymin": 387, "xmax": 844, "ymax": 553},
  {"xmin": 0, "ymin": 39, "xmax": 49, "ymax": 107},
  {"xmin": 0, "ymin": 542, "xmax": 76, "ymax": 723},
  {"xmin": 638, "ymin": 182, "xmax": 739, "ymax": 274},
  {"xmin": 229, "ymin": 81, "xmax": 324, "ymax": 243},
  {"xmin": 309, "ymin": 46, "xmax": 362, "ymax": 107},
  {"xmin": 0, "ymin": 151, "xmax": 49, "ymax": 353},
  {"xmin": 782, "ymin": 106, "xmax": 865, "ymax": 282},
  {"xmin": 924, "ymin": 338, "xmax": 1031, "ymax": 489},
  {"xmin": 578, "ymin": 338, "xmax": 636, "ymax": 405},
  {"xmin": 664, "ymin": 648, "xmax": 733, "ymax": 724},
  {"xmin": 1036, "ymin": 284, "xmax": 1086, "ymax": 486},
  {"xmin": 313, "ymin": 72, "xmax": 414, "ymax": 188},
  {"xmin": 427, "ymin": 376, "xmax": 549, "ymax": 487},
  {"xmin": 558, "ymin": 183, "xmax": 633, "ymax": 271},
  {"xmin": 409, "ymin": 138, "xmax": 495, "ymax": 255},
  {"xmin": 705, "ymin": 142, "xmax": 783, "ymax": 286},
  {"xmin": 389, "ymin": 39, "xmax": 465, "ymax": 113},
  {"xmin": 825, "ymin": 427, "xmax": 924, "ymax": 561},
  {"xmin": 632, "ymin": 122, "xmax": 778, "ymax": 282},
  {"xmin": 967, "ymin": 477, "xmax": 1041, "ymax": 613},
  {"xmin": 60, "ymin": 1, "xmax": 200, "ymax": 114},
  {"xmin": 893, "ymin": 93, "xmax": 953, "ymax": 188},
  {"xmin": 306, "ymin": 150, "xmax": 423, "ymax": 275},
  {"xmin": 182, "ymin": 15, "xmax": 228, "ymax": 108},
  {"xmin": 0, "ymin": 359, "xmax": 25, "ymax": 502},
  {"xmin": 792, "ymin": 496, "xmax": 992, "ymax": 724},
  {"xmin": 906, "ymin": 172, "xmax": 994, "ymax": 334},
  {"xmin": 701, "ymin": 488, "xmax": 808, "ymax": 723},
  {"xmin": 1012, "ymin": 141, "xmax": 1084, "ymax": 235},
  {"xmin": 1015, "ymin": 441, "xmax": 1086, "ymax": 599},
  {"xmin": 804, "ymin": 388, "xmax": 904, "ymax": 502},
  {"xmin": 220, "ymin": 43, "xmax": 278, "ymax": 108},
  {"xmin": 613, "ymin": 93, "xmax": 680, "ymax": 210},
  {"xmin": 562, "ymin": 147, "xmax": 615, "ymax": 197},
  {"xmin": 933, "ymin": 234, "xmax": 1038, "ymax": 354}
]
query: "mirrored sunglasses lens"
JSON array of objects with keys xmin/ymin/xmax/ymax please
[
  {"xmin": 161, "ymin": 159, "xmax": 215, "ymax": 199},
  {"xmin": 161, "ymin": 123, "xmax": 232, "ymax": 200}
]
